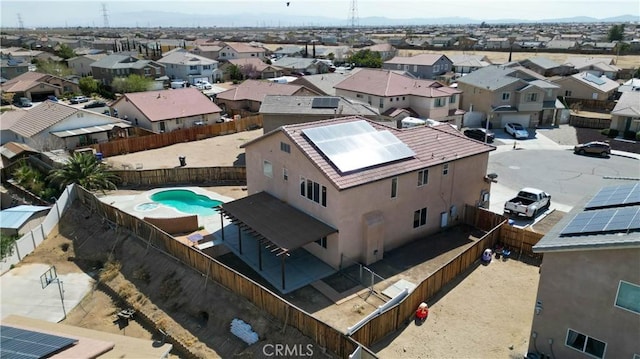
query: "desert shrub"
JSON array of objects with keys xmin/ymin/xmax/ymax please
[{"xmin": 99, "ymin": 259, "xmax": 121, "ymax": 282}]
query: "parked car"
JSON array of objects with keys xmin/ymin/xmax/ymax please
[
  {"xmin": 574, "ymin": 141, "xmax": 611, "ymax": 157},
  {"xmin": 195, "ymin": 80, "xmax": 212, "ymax": 90},
  {"xmin": 84, "ymin": 100, "xmax": 107, "ymax": 109},
  {"xmin": 504, "ymin": 122, "xmax": 529, "ymax": 139},
  {"xmin": 15, "ymin": 97, "xmax": 32, "ymax": 107},
  {"xmin": 47, "ymin": 95, "xmax": 59, "ymax": 102},
  {"xmin": 463, "ymin": 128, "xmax": 495, "ymax": 143},
  {"xmin": 70, "ymin": 96, "xmax": 89, "ymax": 104},
  {"xmin": 504, "ymin": 187, "xmax": 551, "ymax": 218}
]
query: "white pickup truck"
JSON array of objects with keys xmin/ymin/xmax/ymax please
[{"xmin": 504, "ymin": 188, "xmax": 551, "ymax": 218}]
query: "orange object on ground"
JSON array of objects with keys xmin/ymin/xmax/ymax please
[{"xmin": 416, "ymin": 302, "xmax": 429, "ymax": 320}]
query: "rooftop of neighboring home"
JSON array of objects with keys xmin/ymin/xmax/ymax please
[
  {"xmin": 448, "ymin": 54, "xmax": 492, "ymax": 68},
  {"xmin": 334, "ymin": 68, "xmax": 460, "ymax": 98},
  {"xmin": 225, "ymin": 58, "xmax": 280, "ymax": 72},
  {"xmin": 290, "ymin": 72, "xmax": 350, "ymax": 96},
  {"xmin": 455, "ymin": 64, "xmax": 548, "ymax": 90},
  {"xmin": 244, "ymin": 116, "xmax": 494, "ymax": 190},
  {"xmin": 520, "ymin": 56, "xmax": 563, "ymax": 69},
  {"xmin": 66, "ymin": 53, "xmax": 107, "ymax": 62},
  {"xmin": 216, "ymin": 79, "xmax": 312, "ymax": 102},
  {"xmin": 0, "ymin": 142, "xmax": 38, "ymax": 161},
  {"xmin": 91, "ymin": 54, "xmax": 162, "ymax": 69},
  {"xmin": 384, "ymin": 53, "xmax": 450, "ymax": 66},
  {"xmin": 158, "ymin": 48, "xmax": 218, "ymax": 65},
  {"xmin": 222, "ymin": 41, "xmax": 266, "ymax": 53},
  {"xmin": 271, "ymin": 56, "xmax": 319, "ymax": 68},
  {"xmin": 259, "ymin": 95, "xmax": 380, "ymax": 117},
  {"xmin": 0, "ymin": 109, "xmax": 28, "ymax": 131},
  {"xmin": 112, "ymin": 87, "xmax": 222, "ymax": 121},
  {"xmin": 611, "ymin": 91, "xmax": 640, "ymax": 117},
  {"xmin": 563, "ymin": 56, "xmax": 620, "ymax": 71},
  {"xmin": 364, "ymin": 43, "xmax": 396, "ymax": 52},
  {"xmin": 565, "ymin": 72, "xmax": 620, "ymax": 92}
]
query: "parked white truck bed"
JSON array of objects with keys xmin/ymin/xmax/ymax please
[{"xmin": 504, "ymin": 187, "xmax": 551, "ymax": 218}]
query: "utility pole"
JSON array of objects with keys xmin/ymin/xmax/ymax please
[
  {"xmin": 17, "ymin": 13, "xmax": 24, "ymax": 32},
  {"xmin": 348, "ymin": 0, "xmax": 359, "ymax": 28},
  {"xmin": 101, "ymin": 3, "xmax": 110, "ymax": 28}
]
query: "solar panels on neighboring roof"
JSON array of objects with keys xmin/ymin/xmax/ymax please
[
  {"xmin": 560, "ymin": 206, "xmax": 640, "ymax": 236},
  {"xmin": 311, "ymin": 97, "xmax": 340, "ymax": 109},
  {"xmin": 303, "ymin": 120, "xmax": 415, "ymax": 173},
  {"xmin": 583, "ymin": 73, "xmax": 606, "ymax": 85},
  {"xmin": 0, "ymin": 325, "xmax": 78, "ymax": 358},
  {"xmin": 585, "ymin": 183, "xmax": 640, "ymax": 209}
]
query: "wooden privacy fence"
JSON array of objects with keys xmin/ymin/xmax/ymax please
[
  {"xmin": 569, "ymin": 116, "xmax": 611, "ymax": 129},
  {"xmin": 76, "ymin": 186, "xmax": 374, "ymax": 359},
  {"xmin": 350, "ymin": 206, "xmax": 506, "ymax": 347},
  {"xmin": 565, "ymin": 98, "xmax": 616, "ymax": 112},
  {"xmin": 499, "ymin": 224, "xmax": 544, "ymax": 259},
  {"xmin": 91, "ymin": 115, "xmax": 263, "ymax": 157},
  {"xmin": 109, "ymin": 167, "xmax": 246, "ymax": 187}
]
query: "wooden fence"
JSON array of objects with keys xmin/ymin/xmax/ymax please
[
  {"xmin": 499, "ymin": 224, "xmax": 545, "ymax": 260},
  {"xmin": 350, "ymin": 205, "xmax": 506, "ymax": 347},
  {"xmin": 91, "ymin": 115, "xmax": 263, "ymax": 158},
  {"xmin": 109, "ymin": 167, "xmax": 246, "ymax": 187},
  {"xmin": 565, "ymin": 98, "xmax": 616, "ymax": 112},
  {"xmin": 75, "ymin": 186, "xmax": 374, "ymax": 359},
  {"xmin": 569, "ymin": 116, "xmax": 611, "ymax": 129}
]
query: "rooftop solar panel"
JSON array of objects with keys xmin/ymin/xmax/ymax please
[
  {"xmin": 303, "ymin": 120, "xmax": 415, "ymax": 173},
  {"xmin": 561, "ymin": 206, "xmax": 640, "ymax": 236},
  {"xmin": 0, "ymin": 325, "xmax": 78, "ymax": 359},
  {"xmin": 311, "ymin": 97, "xmax": 340, "ymax": 109},
  {"xmin": 583, "ymin": 73, "xmax": 606, "ymax": 85},
  {"xmin": 585, "ymin": 183, "xmax": 640, "ymax": 209}
]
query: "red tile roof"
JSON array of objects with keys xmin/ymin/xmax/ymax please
[
  {"xmin": 334, "ymin": 68, "xmax": 461, "ymax": 98},
  {"xmin": 223, "ymin": 42, "xmax": 266, "ymax": 53},
  {"xmin": 226, "ymin": 58, "xmax": 281, "ymax": 72},
  {"xmin": 246, "ymin": 116, "xmax": 494, "ymax": 190},
  {"xmin": 384, "ymin": 53, "xmax": 448, "ymax": 66},
  {"xmin": 114, "ymin": 87, "xmax": 222, "ymax": 122},
  {"xmin": 216, "ymin": 79, "xmax": 309, "ymax": 102}
]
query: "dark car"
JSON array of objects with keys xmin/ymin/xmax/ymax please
[
  {"xmin": 574, "ymin": 141, "xmax": 611, "ymax": 157},
  {"xmin": 464, "ymin": 128, "xmax": 495, "ymax": 143},
  {"xmin": 84, "ymin": 100, "xmax": 107, "ymax": 109}
]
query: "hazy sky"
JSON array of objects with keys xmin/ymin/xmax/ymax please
[{"xmin": 1, "ymin": 0, "xmax": 638, "ymax": 27}]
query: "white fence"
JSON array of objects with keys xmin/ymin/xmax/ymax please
[{"xmin": 1, "ymin": 184, "xmax": 77, "ymax": 274}]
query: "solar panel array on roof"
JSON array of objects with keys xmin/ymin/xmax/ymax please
[
  {"xmin": 583, "ymin": 73, "xmax": 606, "ymax": 85},
  {"xmin": 311, "ymin": 97, "xmax": 340, "ymax": 109},
  {"xmin": 0, "ymin": 325, "xmax": 78, "ymax": 359},
  {"xmin": 560, "ymin": 206, "xmax": 640, "ymax": 236},
  {"xmin": 585, "ymin": 183, "xmax": 640, "ymax": 209},
  {"xmin": 303, "ymin": 120, "xmax": 415, "ymax": 173}
]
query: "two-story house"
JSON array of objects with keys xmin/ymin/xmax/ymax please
[
  {"xmin": 158, "ymin": 48, "xmax": 220, "ymax": 84},
  {"xmin": 552, "ymin": 72, "xmax": 620, "ymax": 101},
  {"xmin": 0, "ymin": 58, "xmax": 29, "ymax": 80},
  {"xmin": 66, "ymin": 54, "xmax": 107, "ymax": 77},
  {"xmin": 518, "ymin": 57, "xmax": 575, "ymax": 77},
  {"xmin": 361, "ymin": 43, "xmax": 398, "ymax": 61},
  {"xmin": 528, "ymin": 183, "xmax": 640, "ymax": 359},
  {"xmin": 219, "ymin": 116, "xmax": 494, "ymax": 292},
  {"xmin": 334, "ymin": 68, "xmax": 464, "ymax": 127},
  {"xmin": 449, "ymin": 54, "xmax": 492, "ymax": 75},
  {"xmin": 219, "ymin": 58, "xmax": 283, "ymax": 81},
  {"xmin": 0, "ymin": 71, "xmax": 80, "ymax": 101},
  {"xmin": 90, "ymin": 54, "xmax": 166, "ymax": 86},
  {"xmin": 216, "ymin": 42, "xmax": 266, "ymax": 61},
  {"xmin": 110, "ymin": 87, "xmax": 222, "ymax": 133},
  {"xmin": 456, "ymin": 65, "xmax": 565, "ymax": 128},
  {"xmin": 563, "ymin": 57, "xmax": 621, "ymax": 80},
  {"xmin": 383, "ymin": 54, "xmax": 453, "ymax": 80}
]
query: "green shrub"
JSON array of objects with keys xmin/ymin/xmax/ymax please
[
  {"xmin": 600, "ymin": 128, "xmax": 610, "ymax": 136},
  {"xmin": 603, "ymin": 128, "xmax": 619, "ymax": 138},
  {"xmin": 623, "ymin": 130, "xmax": 636, "ymax": 140},
  {"xmin": 636, "ymin": 132, "xmax": 640, "ymax": 141}
]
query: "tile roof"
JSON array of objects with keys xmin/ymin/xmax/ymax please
[
  {"xmin": 226, "ymin": 58, "xmax": 279, "ymax": 72},
  {"xmin": 569, "ymin": 72, "xmax": 620, "ymax": 92},
  {"xmin": 9, "ymin": 101, "xmax": 79, "ymax": 137},
  {"xmin": 290, "ymin": 73, "xmax": 350, "ymax": 96},
  {"xmin": 216, "ymin": 80, "xmax": 309, "ymax": 102},
  {"xmin": 611, "ymin": 92, "xmax": 640, "ymax": 117},
  {"xmin": 158, "ymin": 49, "xmax": 218, "ymax": 65},
  {"xmin": 456, "ymin": 65, "xmax": 546, "ymax": 91},
  {"xmin": 91, "ymin": 55, "xmax": 161, "ymax": 70},
  {"xmin": 272, "ymin": 57, "xmax": 318, "ymax": 69},
  {"xmin": 334, "ymin": 68, "xmax": 460, "ymax": 98},
  {"xmin": 259, "ymin": 95, "xmax": 379, "ymax": 117},
  {"xmin": 223, "ymin": 42, "xmax": 266, "ymax": 53},
  {"xmin": 448, "ymin": 54, "xmax": 492, "ymax": 68},
  {"xmin": 245, "ymin": 116, "xmax": 494, "ymax": 190},
  {"xmin": 564, "ymin": 56, "xmax": 615, "ymax": 68},
  {"xmin": 521, "ymin": 57, "xmax": 562, "ymax": 69},
  {"xmin": 384, "ymin": 53, "xmax": 448, "ymax": 66},
  {"xmin": 0, "ymin": 109, "xmax": 28, "ymax": 130},
  {"xmin": 114, "ymin": 87, "xmax": 221, "ymax": 122}
]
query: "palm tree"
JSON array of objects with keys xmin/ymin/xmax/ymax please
[{"xmin": 47, "ymin": 153, "xmax": 118, "ymax": 191}]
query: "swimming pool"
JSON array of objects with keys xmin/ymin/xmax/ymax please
[{"xmin": 150, "ymin": 189, "xmax": 223, "ymax": 216}]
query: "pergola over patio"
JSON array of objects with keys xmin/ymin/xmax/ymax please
[{"xmin": 217, "ymin": 191, "xmax": 337, "ymax": 290}]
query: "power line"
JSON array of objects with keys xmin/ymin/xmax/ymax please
[
  {"xmin": 101, "ymin": 3, "xmax": 110, "ymax": 28},
  {"xmin": 348, "ymin": 0, "xmax": 359, "ymax": 28},
  {"xmin": 17, "ymin": 13, "xmax": 24, "ymax": 31}
]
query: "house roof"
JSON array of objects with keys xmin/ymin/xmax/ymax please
[
  {"xmin": 9, "ymin": 101, "xmax": 79, "ymax": 137},
  {"xmin": 259, "ymin": 95, "xmax": 379, "ymax": 117},
  {"xmin": 290, "ymin": 73, "xmax": 350, "ymax": 96},
  {"xmin": 0, "ymin": 109, "xmax": 28, "ymax": 130},
  {"xmin": 334, "ymin": 68, "xmax": 460, "ymax": 98},
  {"xmin": 243, "ymin": 116, "xmax": 494, "ymax": 190},
  {"xmin": 158, "ymin": 49, "xmax": 218, "ymax": 66},
  {"xmin": 611, "ymin": 91, "xmax": 640, "ymax": 117},
  {"xmin": 0, "ymin": 205, "xmax": 50, "ymax": 229},
  {"xmin": 564, "ymin": 56, "xmax": 615, "ymax": 68},
  {"xmin": 448, "ymin": 54, "xmax": 492, "ymax": 68},
  {"xmin": 113, "ymin": 88, "xmax": 221, "ymax": 122},
  {"xmin": 384, "ymin": 53, "xmax": 449, "ymax": 66},
  {"xmin": 216, "ymin": 80, "xmax": 311, "ymax": 102},
  {"xmin": 0, "ymin": 142, "xmax": 38, "ymax": 160},
  {"xmin": 520, "ymin": 57, "xmax": 562, "ymax": 70},
  {"xmin": 365, "ymin": 43, "xmax": 396, "ymax": 52},
  {"xmin": 226, "ymin": 58, "xmax": 279, "ymax": 72},
  {"xmin": 222, "ymin": 42, "xmax": 266, "ymax": 53},
  {"xmin": 455, "ymin": 65, "xmax": 546, "ymax": 91},
  {"xmin": 0, "ymin": 71, "xmax": 58, "ymax": 92},
  {"xmin": 272, "ymin": 56, "xmax": 318, "ymax": 69},
  {"xmin": 91, "ymin": 54, "xmax": 162, "ymax": 70},
  {"xmin": 565, "ymin": 72, "xmax": 620, "ymax": 92}
]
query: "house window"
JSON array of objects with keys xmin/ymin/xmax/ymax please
[
  {"xmin": 413, "ymin": 65, "xmax": 417, "ymax": 72},
  {"xmin": 190, "ymin": 65, "xmax": 197, "ymax": 70},
  {"xmin": 413, "ymin": 207, "xmax": 428, "ymax": 228},
  {"xmin": 159, "ymin": 122, "xmax": 166, "ymax": 132},
  {"xmin": 391, "ymin": 177, "xmax": 398, "ymax": 198},
  {"xmin": 502, "ymin": 92, "xmax": 510, "ymax": 101},
  {"xmin": 615, "ymin": 280, "xmax": 640, "ymax": 315},
  {"xmin": 263, "ymin": 160, "xmax": 273, "ymax": 178},
  {"xmin": 397, "ymin": 64, "xmax": 401, "ymax": 70},
  {"xmin": 434, "ymin": 64, "xmax": 440, "ymax": 72},
  {"xmin": 449, "ymin": 94, "xmax": 457, "ymax": 103},
  {"xmin": 379, "ymin": 98, "xmax": 384, "ymax": 108},
  {"xmin": 300, "ymin": 177, "xmax": 326, "ymax": 206},
  {"xmin": 435, "ymin": 98, "xmax": 446, "ymax": 107},
  {"xmin": 283, "ymin": 168, "xmax": 288, "ymax": 181},
  {"xmin": 315, "ymin": 236, "xmax": 327, "ymax": 248},
  {"xmin": 526, "ymin": 93, "xmax": 538, "ymax": 102},
  {"xmin": 76, "ymin": 113, "xmax": 84, "ymax": 118},
  {"xmin": 402, "ymin": 96, "xmax": 406, "ymax": 100},
  {"xmin": 144, "ymin": 68, "xmax": 151, "ymax": 76},
  {"xmin": 417, "ymin": 169, "xmax": 428, "ymax": 186},
  {"xmin": 321, "ymin": 186, "xmax": 327, "ymax": 207},
  {"xmin": 443, "ymin": 163, "xmax": 449, "ymax": 175},
  {"xmin": 280, "ymin": 142, "xmax": 291, "ymax": 153},
  {"xmin": 565, "ymin": 329, "xmax": 606, "ymax": 359},
  {"xmin": 203, "ymin": 65, "xmax": 211, "ymax": 70},
  {"xmin": 356, "ymin": 93, "xmax": 363, "ymax": 98},
  {"xmin": 565, "ymin": 90, "xmax": 572, "ymax": 97},
  {"xmin": 390, "ymin": 98, "xmax": 393, "ymax": 102},
  {"xmin": 176, "ymin": 118, "xmax": 182, "ymax": 124}
]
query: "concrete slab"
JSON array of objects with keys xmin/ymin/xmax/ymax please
[
  {"xmin": 382, "ymin": 279, "xmax": 416, "ymax": 299},
  {"xmin": 1, "ymin": 263, "xmax": 94, "ymax": 323}
]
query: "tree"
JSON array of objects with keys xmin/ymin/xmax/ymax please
[
  {"xmin": 79, "ymin": 76, "xmax": 99, "ymax": 96},
  {"xmin": 1, "ymin": 233, "xmax": 19, "ymax": 260},
  {"xmin": 35, "ymin": 59, "xmax": 73, "ymax": 77},
  {"xmin": 56, "ymin": 44, "xmax": 76, "ymax": 60},
  {"xmin": 47, "ymin": 153, "xmax": 118, "ymax": 192},
  {"xmin": 607, "ymin": 24, "xmax": 625, "ymax": 41},
  {"xmin": 348, "ymin": 49, "xmax": 382, "ymax": 68},
  {"xmin": 240, "ymin": 64, "xmax": 260, "ymax": 79},
  {"xmin": 226, "ymin": 64, "xmax": 243, "ymax": 81},
  {"xmin": 111, "ymin": 74, "xmax": 153, "ymax": 93}
]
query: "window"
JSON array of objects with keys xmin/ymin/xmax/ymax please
[
  {"xmin": 449, "ymin": 94, "xmax": 457, "ymax": 103},
  {"xmin": 615, "ymin": 280, "xmax": 640, "ymax": 314},
  {"xmin": 315, "ymin": 236, "xmax": 327, "ymax": 248},
  {"xmin": 442, "ymin": 163, "xmax": 449, "ymax": 175},
  {"xmin": 176, "ymin": 118, "xmax": 182, "ymax": 124},
  {"xmin": 417, "ymin": 169, "xmax": 428, "ymax": 186},
  {"xmin": 526, "ymin": 93, "xmax": 538, "ymax": 102},
  {"xmin": 434, "ymin": 64, "xmax": 440, "ymax": 72},
  {"xmin": 280, "ymin": 142, "xmax": 291, "ymax": 153},
  {"xmin": 321, "ymin": 186, "xmax": 327, "ymax": 207},
  {"xmin": 390, "ymin": 98, "xmax": 393, "ymax": 102},
  {"xmin": 402, "ymin": 96, "xmax": 406, "ymax": 100},
  {"xmin": 413, "ymin": 207, "xmax": 427, "ymax": 228},
  {"xmin": 413, "ymin": 65, "xmax": 418, "ymax": 72},
  {"xmin": 300, "ymin": 177, "xmax": 326, "ymax": 207},
  {"xmin": 283, "ymin": 168, "xmax": 288, "ymax": 181},
  {"xmin": 190, "ymin": 65, "xmax": 198, "ymax": 70},
  {"xmin": 379, "ymin": 98, "xmax": 384, "ymax": 108},
  {"xmin": 356, "ymin": 93, "xmax": 363, "ymax": 98},
  {"xmin": 565, "ymin": 90, "xmax": 573, "ymax": 97},
  {"xmin": 566, "ymin": 329, "xmax": 606, "ymax": 359},
  {"xmin": 391, "ymin": 177, "xmax": 398, "ymax": 198},
  {"xmin": 263, "ymin": 160, "xmax": 273, "ymax": 178},
  {"xmin": 434, "ymin": 98, "xmax": 446, "ymax": 107},
  {"xmin": 502, "ymin": 92, "xmax": 510, "ymax": 101},
  {"xmin": 144, "ymin": 68, "xmax": 151, "ymax": 76},
  {"xmin": 203, "ymin": 65, "xmax": 211, "ymax": 70}
]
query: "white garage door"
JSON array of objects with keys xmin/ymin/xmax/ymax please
[{"xmin": 500, "ymin": 114, "xmax": 531, "ymax": 127}]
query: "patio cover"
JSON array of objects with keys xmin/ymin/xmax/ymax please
[
  {"xmin": 218, "ymin": 191, "xmax": 337, "ymax": 256},
  {"xmin": 50, "ymin": 123, "xmax": 132, "ymax": 138}
]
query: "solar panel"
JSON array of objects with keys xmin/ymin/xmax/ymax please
[
  {"xmin": 0, "ymin": 325, "xmax": 78, "ymax": 358},
  {"xmin": 585, "ymin": 183, "xmax": 640, "ymax": 209},
  {"xmin": 561, "ymin": 206, "xmax": 640, "ymax": 235},
  {"xmin": 583, "ymin": 73, "xmax": 606, "ymax": 85},
  {"xmin": 303, "ymin": 120, "xmax": 415, "ymax": 173},
  {"xmin": 311, "ymin": 97, "xmax": 340, "ymax": 109}
]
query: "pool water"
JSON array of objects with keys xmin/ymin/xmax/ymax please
[{"xmin": 150, "ymin": 189, "xmax": 223, "ymax": 216}]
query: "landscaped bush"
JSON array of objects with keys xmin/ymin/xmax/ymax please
[
  {"xmin": 637, "ymin": 132, "xmax": 640, "ymax": 141},
  {"xmin": 623, "ymin": 130, "xmax": 637, "ymax": 140},
  {"xmin": 600, "ymin": 128, "xmax": 619, "ymax": 138}
]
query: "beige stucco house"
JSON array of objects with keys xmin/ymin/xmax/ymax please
[
  {"xmin": 529, "ymin": 184, "xmax": 640, "ymax": 359},
  {"xmin": 610, "ymin": 91, "xmax": 640, "ymax": 134},
  {"xmin": 236, "ymin": 116, "xmax": 495, "ymax": 270},
  {"xmin": 552, "ymin": 72, "xmax": 620, "ymax": 101}
]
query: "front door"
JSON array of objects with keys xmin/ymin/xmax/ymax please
[{"xmin": 159, "ymin": 121, "xmax": 166, "ymax": 133}]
